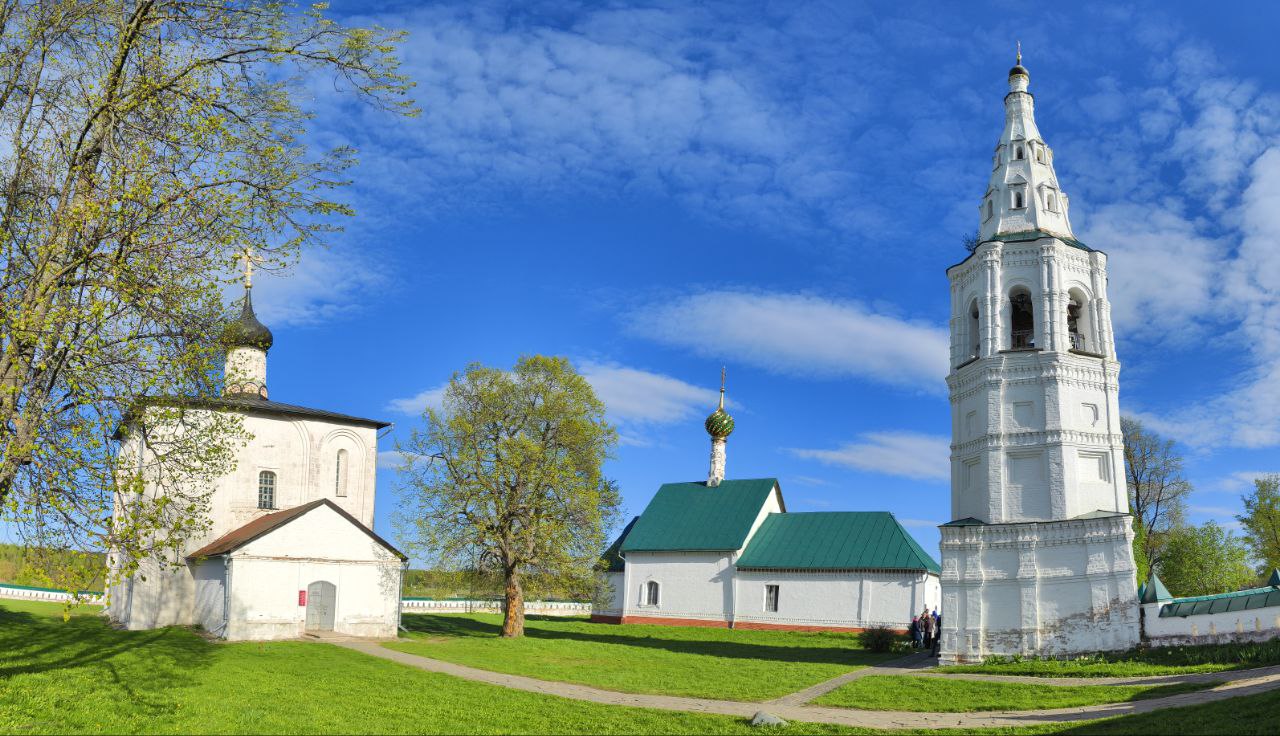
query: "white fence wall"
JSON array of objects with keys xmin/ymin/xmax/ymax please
[
  {"xmin": 401, "ymin": 598, "xmax": 591, "ymax": 616},
  {"xmin": 0, "ymin": 583, "xmax": 104, "ymax": 604}
]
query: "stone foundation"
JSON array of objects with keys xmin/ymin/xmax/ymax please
[{"xmin": 939, "ymin": 514, "xmax": 1140, "ymax": 664}]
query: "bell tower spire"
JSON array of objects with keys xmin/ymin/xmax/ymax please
[
  {"xmin": 978, "ymin": 49, "xmax": 1074, "ymax": 242},
  {"xmin": 222, "ymin": 248, "xmax": 273, "ymax": 400}
]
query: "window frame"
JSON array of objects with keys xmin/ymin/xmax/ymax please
[
  {"xmin": 257, "ymin": 470, "xmax": 277, "ymax": 510},
  {"xmin": 335, "ymin": 449, "xmax": 349, "ymax": 497},
  {"xmin": 643, "ymin": 580, "xmax": 660, "ymax": 607},
  {"xmin": 764, "ymin": 584, "xmax": 780, "ymax": 613}
]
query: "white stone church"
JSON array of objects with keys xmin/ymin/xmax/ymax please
[
  {"xmin": 595, "ymin": 383, "xmax": 941, "ymax": 632},
  {"xmin": 107, "ymin": 282, "xmax": 405, "ymax": 640},
  {"xmin": 938, "ymin": 54, "xmax": 1140, "ymax": 663}
]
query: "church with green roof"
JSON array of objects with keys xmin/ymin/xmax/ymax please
[{"xmin": 593, "ymin": 378, "xmax": 940, "ymax": 632}]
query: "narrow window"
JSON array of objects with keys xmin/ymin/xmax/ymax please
[
  {"xmin": 1036, "ymin": 147, "xmax": 1045, "ymax": 163},
  {"xmin": 986, "ymin": 200, "xmax": 993, "ymax": 220},
  {"xmin": 1015, "ymin": 145, "xmax": 1024, "ymax": 160},
  {"xmin": 1010, "ymin": 289, "xmax": 1035, "ymax": 349},
  {"xmin": 645, "ymin": 580, "xmax": 660, "ymax": 606},
  {"xmin": 258, "ymin": 471, "xmax": 276, "ymax": 509},
  {"xmin": 968, "ymin": 299, "xmax": 981, "ymax": 359},
  {"xmin": 1013, "ymin": 190, "xmax": 1024, "ymax": 209},
  {"xmin": 1047, "ymin": 192, "xmax": 1057, "ymax": 211},
  {"xmin": 765, "ymin": 584, "xmax": 780, "ymax": 613},
  {"xmin": 335, "ymin": 449, "xmax": 349, "ymax": 497}
]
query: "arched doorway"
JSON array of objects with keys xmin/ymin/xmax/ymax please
[{"xmin": 306, "ymin": 580, "xmax": 336, "ymax": 631}]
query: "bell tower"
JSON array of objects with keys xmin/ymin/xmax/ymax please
[{"xmin": 939, "ymin": 52, "xmax": 1139, "ymax": 664}]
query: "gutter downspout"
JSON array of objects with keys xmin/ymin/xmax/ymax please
[
  {"xmin": 729, "ymin": 551, "xmax": 738, "ymax": 629},
  {"xmin": 397, "ymin": 560, "xmax": 407, "ymax": 634},
  {"xmin": 218, "ymin": 555, "xmax": 232, "ymax": 639}
]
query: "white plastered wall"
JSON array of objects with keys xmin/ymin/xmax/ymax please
[
  {"xmin": 1142, "ymin": 601, "xmax": 1280, "ymax": 646},
  {"xmin": 225, "ymin": 504, "xmax": 401, "ymax": 640},
  {"xmin": 732, "ymin": 571, "xmax": 940, "ymax": 629},
  {"xmin": 623, "ymin": 550, "xmax": 735, "ymax": 622}
]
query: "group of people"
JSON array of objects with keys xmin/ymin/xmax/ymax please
[{"xmin": 909, "ymin": 607, "xmax": 941, "ymax": 656}]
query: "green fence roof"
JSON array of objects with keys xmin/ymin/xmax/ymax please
[
  {"xmin": 1158, "ymin": 584, "xmax": 1280, "ymax": 618},
  {"xmin": 735, "ymin": 512, "xmax": 940, "ymax": 573},
  {"xmin": 620, "ymin": 478, "xmax": 779, "ymax": 553}
]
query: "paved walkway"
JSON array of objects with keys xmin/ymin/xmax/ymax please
[
  {"xmin": 337, "ymin": 641, "xmax": 1280, "ymax": 730},
  {"xmin": 767, "ymin": 652, "xmax": 937, "ymax": 705},
  {"xmin": 906, "ymin": 664, "xmax": 1280, "ymax": 688}
]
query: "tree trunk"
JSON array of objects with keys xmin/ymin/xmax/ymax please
[{"xmin": 500, "ymin": 567, "xmax": 524, "ymax": 638}]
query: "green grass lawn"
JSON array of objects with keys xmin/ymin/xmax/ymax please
[
  {"xmin": 812, "ymin": 674, "xmax": 1214, "ymax": 712},
  {"xmin": 388, "ymin": 612, "xmax": 898, "ymax": 701},
  {"xmin": 0, "ymin": 599, "xmax": 853, "ymax": 735},
  {"xmin": 940, "ymin": 638, "xmax": 1280, "ymax": 678}
]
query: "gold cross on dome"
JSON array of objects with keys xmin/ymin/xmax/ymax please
[
  {"xmin": 1016, "ymin": 41, "xmax": 1022, "ymax": 65},
  {"xmin": 239, "ymin": 247, "xmax": 263, "ymax": 289}
]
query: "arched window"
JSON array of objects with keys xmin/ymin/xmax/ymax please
[
  {"xmin": 258, "ymin": 471, "xmax": 276, "ymax": 509},
  {"xmin": 1015, "ymin": 145, "xmax": 1024, "ymax": 160},
  {"xmin": 644, "ymin": 580, "xmax": 660, "ymax": 607},
  {"xmin": 986, "ymin": 200, "xmax": 993, "ymax": 220},
  {"xmin": 968, "ymin": 299, "xmax": 981, "ymax": 359},
  {"xmin": 1068, "ymin": 288, "xmax": 1093, "ymax": 353},
  {"xmin": 1036, "ymin": 147, "xmax": 1045, "ymax": 163},
  {"xmin": 1013, "ymin": 190, "xmax": 1024, "ymax": 209},
  {"xmin": 1010, "ymin": 288, "xmax": 1035, "ymax": 349},
  {"xmin": 1046, "ymin": 192, "xmax": 1057, "ymax": 211},
  {"xmin": 334, "ymin": 449, "xmax": 349, "ymax": 497}
]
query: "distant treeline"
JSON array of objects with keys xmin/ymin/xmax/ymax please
[
  {"xmin": 0, "ymin": 543, "xmax": 105, "ymax": 590},
  {"xmin": 401, "ymin": 568, "xmax": 587, "ymax": 602}
]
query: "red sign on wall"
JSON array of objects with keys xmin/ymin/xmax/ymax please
[{"xmin": 298, "ymin": 590, "xmax": 307, "ymax": 606}]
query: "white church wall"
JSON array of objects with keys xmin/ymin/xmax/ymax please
[
  {"xmin": 1142, "ymin": 602, "xmax": 1280, "ymax": 647},
  {"xmin": 732, "ymin": 570, "xmax": 940, "ymax": 631},
  {"xmin": 940, "ymin": 514, "xmax": 1139, "ymax": 664},
  {"xmin": 623, "ymin": 551, "xmax": 735, "ymax": 624},
  {"xmin": 112, "ymin": 557, "xmax": 198, "ymax": 630},
  {"xmin": 591, "ymin": 572, "xmax": 626, "ymax": 620},
  {"xmin": 223, "ymin": 507, "xmax": 401, "ymax": 640},
  {"xmin": 192, "ymin": 558, "xmax": 226, "ymax": 635}
]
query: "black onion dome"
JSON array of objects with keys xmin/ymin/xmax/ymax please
[
  {"xmin": 1009, "ymin": 64, "xmax": 1029, "ymax": 78},
  {"xmin": 223, "ymin": 289, "xmax": 273, "ymax": 351}
]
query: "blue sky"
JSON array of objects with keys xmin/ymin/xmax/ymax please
[{"xmin": 247, "ymin": 0, "xmax": 1280, "ymax": 562}]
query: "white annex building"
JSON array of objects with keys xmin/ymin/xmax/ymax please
[
  {"xmin": 938, "ymin": 53, "xmax": 1140, "ymax": 663},
  {"xmin": 595, "ymin": 379, "xmax": 941, "ymax": 632},
  {"xmin": 107, "ymin": 279, "xmax": 405, "ymax": 640}
]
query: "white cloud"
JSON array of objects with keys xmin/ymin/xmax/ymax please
[
  {"xmin": 250, "ymin": 243, "xmax": 389, "ymax": 328},
  {"xmin": 1209, "ymin": 470, "xmax": 1280, "ymax": 494},
  {"xmin": 376, "ymin": 449, "xmax": 425, "ymax": 471},
  {"xmin": 1190, "ymin": 505, "xmax": 1239, "ymax": 517},
  {"xmin": 789, "ymin": 432, "xmax": 950, "ymax": 482},
  {"xmin": 386, "ymin": 383, "xmax": 448, "ymax": 416},
  {"xmin": 628, "ymin": 291, "xmax": 948, "ymax": 392},
  {"xmin": 578, "ymin": 361, "xmax": 722, "ymax": 425}
]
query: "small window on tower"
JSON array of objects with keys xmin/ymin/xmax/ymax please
[
  {"xmin": 1013, "ymin": 190, "xmax": 1025, "ymax": 209},
  {"xmin": 986, "ymin": 200, "xmax": 994, "ymax": 220},
  {"xmin": 335, "ymin": 449, "xmax": 349, "ymax": 497},
  {"xmin": 1015, "ymin": 145, "xmax": 1024, "ymax": 160},
  {"xmin": 1036, "ymin": 147, "xmax": 1045, "ymax": 163},
  {"xmin": 1046, "ymin": 192, "xmax": 1057, "ymax": 212}
]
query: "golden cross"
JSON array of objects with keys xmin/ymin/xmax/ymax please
[
  {"xmin": 718, "ymin": 366, "xmax": 726, "ymax": 409},
  {"xmin": 239, "ymin": 247, "xmax": 263, "ymax": 289},
  {"xmin": 1016, "ymin": 40, "xmax": 1022, "ymax": 65}
]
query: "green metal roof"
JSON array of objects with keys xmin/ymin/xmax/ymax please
[
  {"xmin": 600, "ymin": 517, "xmax": 639, "ymax": 572},
  {"xmin": 1140, "ymin": 573, "xmax": 1172, "ymax": 603},
  {"xmin": 620, "ymin": 478, "xmax": 780, "ymax": 553},
  {"xmin": 989, "ymin": 229, "xmax": 1093, "ymax": 252},
  {"xmin": 1158, "ymin": 584, "xmax": 1280, "ymax": 618},
  {"xmin": 735, "ymin": 512, "xmax": 941, "ymax": 573}
]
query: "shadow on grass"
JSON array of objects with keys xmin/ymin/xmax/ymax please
[
  {"xmin": 0, "ymin": 605, "xmax": 214, "ymax": 715},
  {"xmin": 400, "ymin": 613, "xmax": 883, "ymax": 667}
]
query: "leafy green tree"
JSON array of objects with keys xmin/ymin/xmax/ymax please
[
  {"xmin": 1238, "ymin": 474, "xmax": 1280, "ymax": 574},
  {"xmin": 1157, "ymin": 521, "xmax": 1254, "ymax": 597},
  {"xmin": 1122, "ymin": 417, "xmax": 1191, "ymax": 574},
  {"xmin": 0, "ymin": 1, "xmax": 414, "ymax": 596},
  {"xmin": 398, "ymin": 356, "xmax": 621, "ymax": 637}
]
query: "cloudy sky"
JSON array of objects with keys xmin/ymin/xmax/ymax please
[{"xmin": 249, "ymin": 0, "xmax": 1280, "ymax": 560}]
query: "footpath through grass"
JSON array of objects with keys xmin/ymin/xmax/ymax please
[
  {"xmin": 813, "ymin": 674, "xmax": 1214, "ymax": 712},
  {"xmin": 388, "ymin": 612, "xmax": 896, "ymax": 701},
  {"xmin": 0, "ymin": 599, "xmax": 851, "ymax": 735},
  {"xmin": 940, "ymin": 638, "xmax": 1280, "ymax": 678}
]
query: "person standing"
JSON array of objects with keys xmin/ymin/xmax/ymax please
[
  {"xmin": 920, "ymin": 607, "xmax": 934, "ymax": 649},
  {"xmin": 932, "ymin": 612, "xmax": 943, "ymax": 657}
]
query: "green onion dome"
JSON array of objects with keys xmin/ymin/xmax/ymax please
[
  {"xmin": 705, "ymin": 406, "xmax": 735, "ymax": 439},
  {"xmin": 222, "ymin": 288, "xmax": 273, "ymax": 351}
]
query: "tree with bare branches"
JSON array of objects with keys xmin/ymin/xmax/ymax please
[
  {"xmin": 1122, "ymin": 416, "xmax": 1191, "ymax": 577},
  {"xmin": 0, "ymin": 1, "xmax": 414, "ymax": 595}
]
